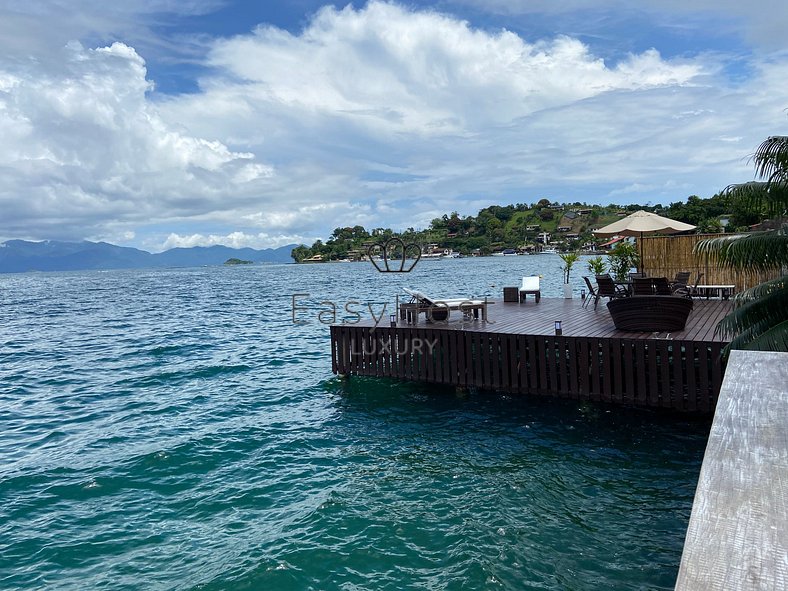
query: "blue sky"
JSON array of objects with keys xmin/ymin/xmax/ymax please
[{"xmin": 1, "ymin": 1, "xmax": 787, "ymax": 251}]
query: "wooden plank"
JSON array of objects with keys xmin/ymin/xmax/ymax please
[
  {"xmin": 635, "ymin": 340, "xmax": 647, "ymax": 406},
  {"xmin": 490, "ymin": 333, "xmax": 500, "ymax": 389},
  {"xmin": 686, "ymin": 343, "xmax": 697, "ymax": 412},
  {"xmin": 601, "ymin": 338, "xmax": 612, "ymax": 402},
  {"xmin": 423, "ymin": 328, "xmax": 434, "ymax": 383},
  {"xmin": 449, "ymin": 330, "xmax": 459, "ymax": 384},
  {"xmin": 537, "ymin": 337, "xmax": 548, "ymax": 393},
  {"xmin": 673, "ymin": 342, "xmax": 685, "ymax": 412},
  {"xmin": 527, "ymin": 335, "xmax": 538, "ymax": 391},
  {"xmin": 659, "ymin": 340, "xmax": 672, "ymax": 409},
  {"xmin": 611, "ymin": 338, "xmax": 623, "ymax": 404},
  {"xmin": 590, "ymin": 340, "xmax": 602, "ymax": 401},
  {"xmin": 623, "ymin": 339, "xmax": 635, "ymax": 404},
  {"xmin": 501, "ymin": 333, "xmax": 511, "ymax": 391},
  {"xmin": 579, "ymin": 338, "xmax": 590, "ymax": 397},
  {"xmin": 648, "ymin": 341, "xmax": 659, "ymax": 407},
  {"xmin": 463, "ymin": 330, "xmax": 473, "ymax": 386},
  {"xmin": 555, "ymin": 337, "xmax": 566, "ymax": 397},
  {"xmin": 519, "ymin": 335, "xmax": 529, "ymax": 392},
  {"xmin": 697, "ymin": 345, "xmax": 710, "ymax": 413},
  {"xmin": 568, "ymin": 338, "xmax": 579, "ymax": 397},
  {"xmin": 675, "ymin": 350, "xmax": 788, "ymax": 591}
]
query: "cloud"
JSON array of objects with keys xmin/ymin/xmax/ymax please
[
  {"xmin": 0, "ymin": 41, "xmax": 273, "ymax": 240},
  {"xmin": 456, "ymin": 0, "xmax": 788, "ymax": 50},
  {"xmin": 0, "ymin": 0, "xmax": 219, "ymax": 62},
  {"xmin": 2, "ymin": 1, "xmax": 788, "ymax": 249},
  {"xmin": 196, "ymin": 3, "xmax": 701, "ymax": 136},
  {"xmin": 160, "ymin": 231, "xmax": 302, "ymax": 250}
]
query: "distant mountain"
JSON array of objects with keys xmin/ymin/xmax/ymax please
[
  {"xmin": 0, "ymin": 240, "xmax": 297, "ymax": 273},
  {"xmin": 152, "ymin": 245, "xmax": 294, "ymax": 267}
]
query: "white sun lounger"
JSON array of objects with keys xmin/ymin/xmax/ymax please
[{"xmin": 401, "ymin": 288, "xmax": 489, "ymax": 322}]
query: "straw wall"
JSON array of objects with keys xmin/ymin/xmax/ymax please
[{"xmin": 640, "ymin": 233, "xmax": 781, "ymax": 291}]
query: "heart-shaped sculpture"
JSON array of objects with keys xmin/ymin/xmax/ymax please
[{"xmin": 366, "ymin": 238, "xmax": 422, "ymax": 272}]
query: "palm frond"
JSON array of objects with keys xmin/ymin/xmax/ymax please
[
  {"xmin": 715, "ymin": 278, "xmax": 788, "ymax": 354},
  {"xmin": 694, "ymin": 230, "xmax": 788, "ymax": 271},
  {"xmin": 717, "ymin": 296, "xmax": 788, "ymax": 340},
  {"xmin": 741, "ymin": 320, "xmax": 788, "ymax": 351},
  {"xmin": 723, "ymin": 181, "xmax": 788, "ymax": 216},
  {"xmin": 752, "ymin": 135, "xmax": 788, "ymax": 184}
]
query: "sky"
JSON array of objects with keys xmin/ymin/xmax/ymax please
[{"xmin": 1, "ymin": 1, "xmax": 788, "ymax": 251}]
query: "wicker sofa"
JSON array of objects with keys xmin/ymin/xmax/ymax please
[{"xmin": 606, "ymin": 295, "xmax": 693, "ymax": 332}]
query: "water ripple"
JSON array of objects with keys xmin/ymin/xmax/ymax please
[{"xmin": 0, "ymin": 261, "xmax": 710, "ymax": 590}]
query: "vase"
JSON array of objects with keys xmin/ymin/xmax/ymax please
[{"xmin": 563, "ymin": 284, "xmax": 573, "ymax": 299}]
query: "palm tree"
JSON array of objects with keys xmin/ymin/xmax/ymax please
[{"xmin": 694, "ymin": 135, "xmax": 788, "ymax": 352}]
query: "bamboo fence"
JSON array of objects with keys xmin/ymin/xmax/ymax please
[{"xmin": 640, "ymin": 233, "xmax": 781, "ymax": 291}]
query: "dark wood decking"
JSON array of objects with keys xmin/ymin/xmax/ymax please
[{"xmin": 330, "ymin": 298, "xmax": 732, "ymax": 413}]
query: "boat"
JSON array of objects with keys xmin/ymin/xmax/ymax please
[
  {"xmin": 540, "ymin": 247, "xmax": 558, "ymax": 254},
  {"xmin": 492, "ymin": 249, "xmax": 518, "ymax": 256},
  {"xmin": 421, "ymin": 248, "xmax": 459, "ymax": 259}
]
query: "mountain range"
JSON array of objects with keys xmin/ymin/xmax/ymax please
[{"xmin": 0, "ymin": 240, "xmax": 297, "ymax": 273}]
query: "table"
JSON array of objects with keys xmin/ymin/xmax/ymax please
[
  {"xmin": 693, "ymin": 285, "xmax": 736, "ymax": 300},
  {"xmin": 503, "ymin": 287, "xmax": 519, "ymax": 302}
]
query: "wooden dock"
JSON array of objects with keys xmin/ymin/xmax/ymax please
[
  {"xmin": 330, "ymin": 298, "xmax": 732, "ymax": 413},
  {"xmin": 675, "ymin": 350, "xmax": 788, "ymax": 589}
]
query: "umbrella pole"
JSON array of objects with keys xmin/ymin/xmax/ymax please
[{"xmin": 639, "ymin": 232, "xmax": 644, "ymax": 274}]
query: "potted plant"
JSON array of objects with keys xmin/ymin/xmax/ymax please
[
  {"xmin": 559, "ymin": 252, "xmax": 580, "ymax": 298},
  {"xmin": 587, "ymin": 255, "xmax": 607, "ymax": 277},
  {"xmin": 607, "ymin": 241, "xmax": 641, "ymax": 282}
]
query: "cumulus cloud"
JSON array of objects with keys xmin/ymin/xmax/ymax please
[
  {"xmin": 0, "ymin": 41, "xmax": 273, "ymax": 240},
  {"xmin": 196, "ymin": 3, "xmax": 701, "ymax": 136},
  {"xmin": 2, "ymin": 1, "xmax": 788, "ymax": 249}
]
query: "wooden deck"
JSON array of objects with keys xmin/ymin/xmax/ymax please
[
  {"xmin": 675, "ymin": 350, "xmax": 788, "ymax": 589},
  {"xmin": 330, "ymin": 298, "xmax": 732, "ymax": 413}
]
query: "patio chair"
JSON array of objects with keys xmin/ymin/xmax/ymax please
[
  {"xmin": 676, "ymin": 272, "xmax": 704, "ymax": 299},
  {"xmin": 519, "ymin": 276, "xmax": 541, "ymax": 303},
  {"xmin": 672, "ymin": 271, "xmax": 691, "ymax": 289},
  {"xmin": 652, "ymin": 277, "xmax": 672, "ymax": 295},
  {"xmin": 582, "ymin": 276, "xmax": 599, "ymax": 309},
  {"xmin": 594, "ymin": 275, "xmax": 628, "ymax": 309},
  {"xmin": 401, "ymin": 288, "xmax": 489, "ymax": 323},
  {"xmin": 631, "ymin": 276, "xmax": 654, "ymax": 295}
]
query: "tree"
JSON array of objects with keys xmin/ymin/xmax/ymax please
[{"xmin": 695, "ymin": 134, "xmax": 788, "ymax": 352}]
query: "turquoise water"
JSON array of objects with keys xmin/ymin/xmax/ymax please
[{"xmin": 0, "ymin": 257, "xmax": 709, "ymax": 590}]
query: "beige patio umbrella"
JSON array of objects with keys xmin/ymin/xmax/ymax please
[{"xmin": 593, "ymin": 210, "xmax": 696, "ymax": 272}]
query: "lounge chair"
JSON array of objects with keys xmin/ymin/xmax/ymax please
[
  {"xmin": 519, "ymin": 276, "xmax": 541, "ymax": 303},
  {"xmin": 401, "ymin": 288, "xmax": 489, "ymax": 323}
]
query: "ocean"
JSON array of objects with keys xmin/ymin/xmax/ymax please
[{"xmin": 0, "ymin": 256, "xmax": 709, "ymax": 590}]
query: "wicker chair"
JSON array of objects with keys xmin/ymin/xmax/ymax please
[{"xmin": 607, "ymin": 295, "xmax": 693, "ymax": 332}]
